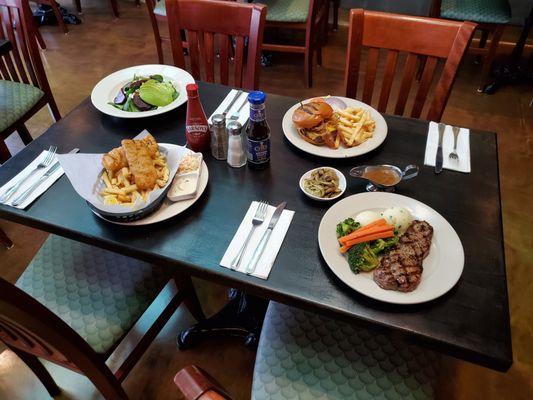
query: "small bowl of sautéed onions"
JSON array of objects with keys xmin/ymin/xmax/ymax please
[
  {"xmin": 300, "ymin": 167, "xmax": 346, "ymax": 201},
  {"xmin": 349, "ymin": 164, "xmax": 418, "ymax": 192}
]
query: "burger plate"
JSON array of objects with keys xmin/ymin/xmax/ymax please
[{"xmin": 281, "ymin": 96, "xmax": 388, "ymax": 159}]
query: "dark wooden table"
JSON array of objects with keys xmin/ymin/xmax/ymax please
[
  {"xmin": 0, "ymin": 82, "xmax": 512, "ymax": 371},
  {"xmin": 0, "ymin": 39, "xmax": 13, "ymax": 55}
]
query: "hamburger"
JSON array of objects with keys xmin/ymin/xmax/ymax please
[{"xmin": 292, "ymin": 100, "xmax": 337, "ymax": 147}]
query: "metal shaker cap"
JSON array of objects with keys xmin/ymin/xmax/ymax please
[
  {"xmin": 227, "ymin": 121, "xmax": 242, "ymax": 135},
  {"xmin": 212, "ymin": 114, "xmax": 225, "ymax": 126}
]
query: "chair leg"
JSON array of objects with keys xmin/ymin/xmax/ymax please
[
  {"xmin": 332, "ymin": 0, "xmax": 340, "ymax": 31},
  {"xmin": 74, "ymin": 0, "xmax": 82, "ymax": 14},
  {"xmin": 9, "ymin": 347, "xmax": 61, "ymax": 397},
  {"xmin": 109, "ymin": 0, "xmax": 119, "ymax": 18},
  {"xmin": 47, "ymin": 99, "xmax": 62, "ymax": 122},
  {"xmin": 0, "ymin": 227, "xmax": 14, "ymax": 249},
  {"xmin": 50, "ymin": 0, "xmax": 68, "ymax": 34},
  {"xmin": 478, "ymin": 25, "xmax": 504, "ymax": 92},
  {"xmin": 176, "ymin": 275, "xmax": 206, "ymax": 321},
  {"xmin": 35, "ymin": 28, "xmax": 46, "ymax": 50},
  {"xmin": 17, "ymin": 125, "xmax": 33, "ymax": 145}
]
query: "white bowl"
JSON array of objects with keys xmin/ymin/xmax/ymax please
[{"xmin": 299, "ymin": 167, "xmax": 346, "ymax": 201}]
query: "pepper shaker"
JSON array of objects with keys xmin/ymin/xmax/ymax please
[
  {"xmin": 227, "ymin": 121, "xmax": 247, "ymax": 168},
  {"xmin": 210, "ymin": 114, "xmax": 228, "ymax": 160}
]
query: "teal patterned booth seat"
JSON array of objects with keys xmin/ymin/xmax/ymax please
[
  {"xmin": 0, "ymin": 80, "xmax": 44, "ymax": 132},
  {"xmin": 252, "ymin": 302, "xmax": 440, "ymax": 400},
  {"xmin": 260, "ymin": 0, "xmax": 309, "ymax": 23},
  {"xmin": 16, "ymin": 235, "xmax": 171, "ymax": 355},
  {"xmin": 441, "ymin": 0, "xmax": 511, "ymax": 24},
  {"xmin": 154, "ymin": 0, "xmax": 165, "ymax": 16}
]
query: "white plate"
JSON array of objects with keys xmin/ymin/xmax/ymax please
[
  {"xmin": 92, "ymin": 145, "xmax": 209, "ymax": 225},
  {"xmin": 318, "ymin": 192, "xmax": 464, "ymax": 304},
  {"xmin": 282, "ymin": 96, "xmax": 388, "ymax": 158},
  {"xmin": 299, "ymin": 167, "xmax": 346, "ymax": 201},
  {"xmin": 91, "ymin": 64, "xmax": 195, "ymax": 118}
]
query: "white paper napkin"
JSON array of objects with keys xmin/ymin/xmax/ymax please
[
  {"xmin": 220, "ymin": 201, "xmax": 295, "ymax": 279},
  {"xmin": 424, "ymin": 122, "xmax": 471, "ymax": 173},
  {"xmin": 208, "ymin": 89, "xmax": 249, "ymax": 127},
  {"xmin": 0, "ymin": 150, "xmax": 64, "ymax": 209}
]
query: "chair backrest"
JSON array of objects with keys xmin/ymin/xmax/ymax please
[
  {"xmin": 344, "ymin": 9, "xmax": 476, "ymax": 122},
  {"xmin": 0, "ymin": 278, "xmax": 106, "ymax": 374},
  {"xmin": 0, "ymin": 0, "xmax": 51, "ymax": 92},
  {"xmin": 165, "ymin": 0, "xmax": 266, "ymax": 90}
]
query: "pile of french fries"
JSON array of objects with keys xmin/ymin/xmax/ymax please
[
  {"xmin": 335, "ymin": 107, "xmax": 376, "ymax": 147},
  {"xmin": 101, "ymin": 151, "xmax": 169, "ymax": 206}
]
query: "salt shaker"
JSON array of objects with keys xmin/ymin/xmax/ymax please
[
  {"xmin": 227, "ymin": 121, "xmax": 247, "ymax": 168},
  {"xmin": 210, "ymin": 114, "xmax": 228, "ymax": 160}
]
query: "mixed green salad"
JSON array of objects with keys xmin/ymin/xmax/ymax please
[
  {"xmin": 336, "ymin": 217, "xmax": 398, "ymax": 273},
  {"xmin": 110, "ymin": 74, "xmax": 179, "ymax": 112}
]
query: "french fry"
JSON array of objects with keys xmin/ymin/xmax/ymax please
[{"xmin": 102, "ymin": 172, "xmax": 112, "ymax": 189}]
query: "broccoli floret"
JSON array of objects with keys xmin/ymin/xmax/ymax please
[
  {"xmin": 369, "ymin": 236, "xmax": 399, "ymax": 255},
  {"xmin": 336, "ymin": 218, "xmax": 360, "ymax": 238},
  {"xmin": 347, "ymin": 243, "xmax": 379, "ymax": 273}
]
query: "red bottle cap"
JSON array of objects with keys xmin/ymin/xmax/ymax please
[{"xmin": 186, "ymin": 83, "xmax": 198, "ymax": 96}]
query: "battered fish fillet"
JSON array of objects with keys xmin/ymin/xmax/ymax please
[
  {"xmin": 140, "ymin": 133, "xmax": 158, "ymax": 157},
  {"xmin": 102, "ymin": 147, "xmax": 127, "ymax": 174},
  {"xmin": 121, "ymin": 139, "xmax": 158, "ymax": 190}
]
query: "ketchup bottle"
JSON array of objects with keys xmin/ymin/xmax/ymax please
[{"xmin": 185, "ymin": 84, "xmax": 210, "ymax": 152}]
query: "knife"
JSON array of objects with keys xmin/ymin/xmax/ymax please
[
  {"xmin": 11, "ymin": 148, "xmax": 80, "ymax": 207},
  {"xmin": 222, "ymin": 90, "xmax": 243, "ymax": 117},
  {"xmin": 244, "ymin": 201, "xmax": 286, "ymax": 275},
  {"xmin": 435, "ymin": 123, "xmax": 445, "ymax": 174}
]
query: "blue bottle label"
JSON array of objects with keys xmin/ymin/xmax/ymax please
[
  {"xmin": 250, "ymin": 106, "xmax": 266, "ymax": 122},
  {"xmin": 246, "ymin": 136, "xmax": 270, "ymax": 164}
]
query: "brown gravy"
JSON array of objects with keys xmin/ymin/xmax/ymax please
[{"xmin": 363, "ymin": 168, "xmax": 401, "ymax": 186}]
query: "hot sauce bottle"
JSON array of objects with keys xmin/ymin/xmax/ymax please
[{"xmin": 185, "ymin": 84, "xmax": 210, "ymax": 152}]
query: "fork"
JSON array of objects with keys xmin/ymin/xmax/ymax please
[
  {"xmin": 0, "ymin": 145, "xmax": 57, "ymax": 203},
  {"xmin": 449, "ymin": 126, "xmax": 460, "ymax": 161},
  {"xmin": 230, "ymin": 201, "xmax": 268, "ymax": 270}
]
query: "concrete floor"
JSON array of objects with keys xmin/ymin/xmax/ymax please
[{"xmin": 1, "ymin": 1, "xmax": 532, "ymax": 399}]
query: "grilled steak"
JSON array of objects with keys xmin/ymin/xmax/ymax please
[{"xmin": 373, "ymin": 220, "xmax": 433, "ymax": 292}]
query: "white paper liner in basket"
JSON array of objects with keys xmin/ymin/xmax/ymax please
[{"xmin": 56, "ymin": 131, "xmax": 184, "ymax": 214}]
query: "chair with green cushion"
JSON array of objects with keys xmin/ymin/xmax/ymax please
[
  {"xmin": 146, "ymin": 0, "xmax": 171, "ymax": 63},
  {"xmin": 0, "ymin": 0, "xmax": 61, "ymax": 163},
  {"xmin": 251, "ymin": 302, "xmax": 440, "ymax": 399},
  {"xmin": 431, "ymin": 0, "xmax": 512, "ymax": 92},
  {"xmin": 260, "ymin": 0, "xmax": 328, "ymax": 87},
  {"xmin": 0, "ymin": 235, "xmax": 205, "ymax": 399}
]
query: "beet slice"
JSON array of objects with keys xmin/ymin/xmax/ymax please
[
  {"xmin": 113, "ymin": 89, "xmax": 126, "ymax": 105},
  {"xmin": 133, "ymin": 93, "xmax": 152, "ymax": 111}
]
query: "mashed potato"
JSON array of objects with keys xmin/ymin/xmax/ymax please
[
  {"xmin": 381, "ymin": 207, "xmax": 412, "ymax": 234},
  {"xmin": 354, "ymin": 210, "xmax": 381, "ymax": 227}
]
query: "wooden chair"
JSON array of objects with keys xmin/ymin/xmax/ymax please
[
  {"xmin": 165, "ymin": 0, "xmax": 266, "ymax": 90},
  {"xmin": 0, "ymin": 0, "xmax": 61, "ymax": 162},
  {"xmin": 344, "ymin": 9, "xmax": 476, "ymax": 122},
  {"xmin": 145, "ymin": 0, "xmax": 170, "ymax": 64},
  {"xmin": 431, "ymin": 0, "xmax": 511, "ymax": 93},
  {"xmin": 0, "ymin": 234, "xmax": 206, "ymax": 399},
  {"xmin": 261, "ymin": 0, "xmax": 328, "ymax": 87}
]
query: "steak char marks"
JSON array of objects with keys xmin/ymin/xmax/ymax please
[{"xmin": 373, "ymin": 220, "xmax": 433, "ymax": 292}]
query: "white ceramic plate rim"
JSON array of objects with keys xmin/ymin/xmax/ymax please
[
  {"xmin": 318, "ymin": 192, "xmax": 464, "ymax": 304},
  {"xmin": 281, "ymin": 96, "xmax": 388, "ymax": 158},
  {"xmin": 92, "ymin": 144, "xmax": 209, "ymax": 225},
  {"xmin": 90, "ymin": 64, "xmax": 195, "ymax": 118},
  {"xmin": 299, "ymin": 167, "xmax": 346, "ymax": 201}
]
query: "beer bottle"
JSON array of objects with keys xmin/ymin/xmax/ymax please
[{"xmin": 245, "ymin": 91, "xmax": 270, "ymax": 169}]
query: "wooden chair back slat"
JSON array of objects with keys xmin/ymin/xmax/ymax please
[
  {"xmin": 344, "ymin": 9, "xmax": 476, "ymax": 121},
  {"xmin": 394, "ymin": 52, "xmax": 418, "ymax": 116},
  {"xmin": 234, "ymin": 35, "xmax": 244, "ymax": 89},
  {"xmin": 218, "ymin": 34, "xmax": 229, "ymax": 85},
  {"xmin": 411, "ymin": 56, "xmax": 438, "ymax": 119},
  {"xmin": 362, "ymin": 47, "xmax": 379, "ymax": 105},
  {"xmin": 165, "ymin": 0, "xmax": 266, "ymax": 90},
  {"xmin": 377, "ymin": 50, "xmax": 398, "ymax": 112},
  {"xmin": 10, "ymin": 6, "xmax": 38, "ymax": 86},
  {"xmin": 1, "ymin": 6, "xmax": 27, "ymax": 83}
]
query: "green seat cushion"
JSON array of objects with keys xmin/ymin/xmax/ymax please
[
  {"xmin": 441, "ymin": 0, "xmax": 511, "ymax": 24},
  {"xmin": 261, "ymin": 0, "xmax": 309, "ymax": 23},
  {"xmin": 0, "ymin": 80, "xmax": 44, "ymax": 132},
  {"xmin": 16, "ymin": 235, "xmax": 171, "ymax": 355},
  {"xmin": 252, "ymin": 302, "xmax": 440, "ymax": 400},
  {"xmin": 154, "ymin": 0, "xmax": 166, "ymax": 17}
]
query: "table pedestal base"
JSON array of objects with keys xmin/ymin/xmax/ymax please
[{"xmin": 177, "ymin": 289, "xmax": 268, "ymax": 350}]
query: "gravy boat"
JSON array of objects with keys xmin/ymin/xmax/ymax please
[{"xmin": 350, "ymin": 164, "xmax": 419, "ymax": 192}]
